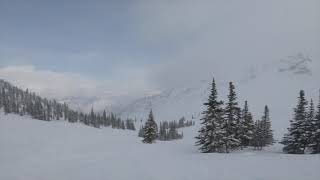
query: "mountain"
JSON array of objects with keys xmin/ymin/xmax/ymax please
[
  {"xmin": 60, "ymin": 96, "xmax": 109, "ymax": 113},
  {"xmin": 115, "ymin": 54, "xmax": 319, "ymax": 138},
  {"xmin": 0, "ymin": 79, "xmax": 135, "ymax": 130},
  {"xmin": 8, "ymin": 53, "xmax": 315, "ymax": 138},
  {"xmin": 117, "ymin": 83, "xmax": 209, "ymax": 121}
]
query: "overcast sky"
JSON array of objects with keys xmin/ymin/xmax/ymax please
[{"xmin": 0, "ymin": 0, "xmax": 319, "ymax": 100}]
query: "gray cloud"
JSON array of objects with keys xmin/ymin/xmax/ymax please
[
  {"xmin": 131, "ymin": 0, "xmax": 320, "ymax": 89},
  {"xmin": 0, "ymin": 0, "xmax": 319, "ymax": 108},
  {"xmin": 0, "ymin": 65, "xmax": 156, "ymax": 112}
]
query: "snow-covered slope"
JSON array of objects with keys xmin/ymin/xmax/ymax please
[
  {"xmin": 117, "ymin": 82, "xmax": 209, "ymax": 121},
  {"xmin": 117, "ymin": 55, "xmax": 320, "ymax": 138},
  {"xmin": 1, "ymin": 112, "xmax": 320, "ymax": 180}
]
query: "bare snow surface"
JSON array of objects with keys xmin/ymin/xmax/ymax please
[{"xmin": 1, "ymin": 113, "xmax": 320, "ymax": 180}]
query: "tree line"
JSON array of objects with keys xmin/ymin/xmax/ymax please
[
  {"xmin": 0, "ymin": 79, "xmax": 135, "ymax": 131},
  {"xmin": 281, "ymin": 90, "xmax": 320, "ymax": 154},
  {"xmin": 195, "ymin": 78, "xmax": 274, "ymax": 153},
  {"xmin": 139, "ymin": 111, "xmax": 195, "ymax": 143}
]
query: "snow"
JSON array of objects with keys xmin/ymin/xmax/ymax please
[
  {"xmin": 1, "ymin": 113, "xmax": 320, "ymax": 180},
  {"xmin": 117, "ymin": 59, "xmax": 320, "ymax": 140}
]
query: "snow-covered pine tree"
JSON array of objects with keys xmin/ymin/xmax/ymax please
[
  {"xmin": 178, "ymin": 117, "xmax": 186, "ymax": 128},
  {"xmin": 0, "ymin": 79, "xmax": 136, "ymax": 131},
  {"xmin": 310, "ymin": 91, "xmax": 320, "ymax": 153},
  {"xmin": 305, "ymin": 99, "xmax": 315, "ymax": 148},
  {"xmin": 3, "ymin": 87, "xmax": 10, "ymax": 115},
  {"xmin": 281, "ymin": 90, "xmax": 309, "ymax": 154},
  {"xmin": 235, "ymin": 107, "xmax": 243, "ymax": 148},
  {"xmin": 142, "ymin": 110, "xmax": 158, "ymax": 144},
  {"xmin": 260, "ymin": 105, "xmax": 274, "ymax": 147},
  {"xmin": 252, "ymin": 120, "xmax": 263, "ymax": 150},
  {"xmin": 90, "ymin": 107, "xmax": 97, "ymax": 128},
  {"xmin": 110, "ymin": 113, "xmax": 116, "ymax": 128},
  {"xmin": 167, "ymin": 122, "xmax": 177, "ymax": 140},
  {"xmin": 158, "ymin": 122, "xmax": 167, "ymax": 141},
  {"xmin": 125, "ymin": 119, "xmax": 136, "ymax": 130},
  {"xmin": 195, "ymin": 77, "xmax": 224, "ymax": 153},
  {"xmin": 223, "ymin": 82, "xmax": 241, "ymax": 153},
  {"xmin": 102, "ymin": 110, "xmax": 108, "ymax": 127},
  {"xmin": 240, "ymin": 101, "xmax": 255, "ymax": 147}
]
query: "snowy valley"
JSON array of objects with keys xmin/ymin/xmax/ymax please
[
  {"xmin": 1, "ymin": 61, "xmax": 320, "ymax": 179},
  {"xmin": 1, "ymin": 0, "xmax": 319, "ymax": 179},
  {"xmin": 1, "ymin": 112, "xmax": 320, "ymax": 180}
]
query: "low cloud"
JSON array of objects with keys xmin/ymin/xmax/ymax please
[
  {"xmin": 0, "ymin": 0, "xmax": 319, "ymax": 111},
  {"xmin": 0, "ymin": 65, "xmax": 155, "ymax": 112},
  {"xmin": 131, "ymin": 0, "xmax": 320, "ymax": 89},
  {"xmin": 0, "ymin": 65, "xmax": 100, "ymax": 98}
]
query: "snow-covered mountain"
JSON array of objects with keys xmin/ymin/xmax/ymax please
[
  {"xmin": 117, "ymin": 83, "xmax": 209, "ymax": 121},
  {"xmin": 115, "ymin": 54, "xmax": 319, "ymax": 138},
  {"xmin": 43, "ymin": 54, "xmax": 318, "ymax": 138},
  {"xmin": 59, "ymin": 96, "xmax": 102, "ymax": 112}
]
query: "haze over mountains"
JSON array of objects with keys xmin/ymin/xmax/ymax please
[
  {"xmin": 1, "ymin": 54, "xmax": 318, "ymax": 139},
  {"xmin": 116, "ymin": 54, "xmax": 319, "ymax": 138}
]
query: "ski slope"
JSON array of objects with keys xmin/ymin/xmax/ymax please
[{"xmin": 1, "ymin": 112, "xmax": 319, "ymax": 180}]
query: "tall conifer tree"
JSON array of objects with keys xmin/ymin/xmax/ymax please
[
  {"xmin": 223, "ymin": 82, "xmax": 241, "ymax": 153},
  {"xmin": 142, "ymin": 110, "xmax": 158, "ymax": 144},
  {"xmin": 310, "ymin": 91, "xmax": 320, "ymax": 153},
  {"xmin": 281, "ymin": 90, "xmax": 309, "ymax": 154},
  {"xmin": 195, "ymin": 77, "xmax": 224, "ymax": 153},
  {"xmin": 306, "ymin": 99, "xmax": 315, "ymax": 145},
  {"xmin": 260, "ymin": 105, "xmax": 274, "ymax": 147},
  {"xmin": 240, "ymin": 101, "xmax": 255, "ymax": 147}
]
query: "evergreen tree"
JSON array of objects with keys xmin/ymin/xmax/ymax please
[
  {"xmin": 3, "ymin": 87, "xmax": 10, "ymax": 114},
  {"xmin": 234, "ymin": 107, "xmax": 243, "ymax": 148},
  {"xmin": 158, "ymin": 120, "xmax": 184, "ymax": 141},
  {"xmin": 84, "ymin": 114, "xmax": 89, "ymax": 126},
  {"xmin": 102, "ymin": 110, "xmax": 108, "ymax": 127},
  {"xmin": 310, "ymin": 91, "xmax": 320, "ymax": 153},
  {"xmin": 178, "ymin": 117, "xmax": 186, "ymax": 128},
  {"xmin": 306, "ymin": 99, "xmax": 315, "ymax": 146},
  {"xmin": 252, "ymin": 120, "xmax": 263, "ymax": 150},
  {"xmin": 121, "ymin": 121, "xmax": 126, "ymax": 130},
  {"xmin": 240, "ymin": 101, "xmax": 255, "ymax": 147},
  {"xmin": 167, "ymin": 122, "xmax": 178, "ymax": 140},
  {"xmin": 260, "ymin": 105, "xmax": 274, "ymax": 147},
  {"xmin": 0, "ymin": 79, "xmax": 186, "ymax": 134},
  {"xmin": 195, "ymin": 78, "xmax": 224, "ymax": 153},
  {"xmin": 111, "ymin": 113, "xmax": 116, "ymax": 128},
  {"xmin": 281, "ymin": 90, "xmax": 309, "ymax": 154},
  {"xmin": 90, "ymin": 107, "xmax": 96, "ymax": 127},
  {"xmin": 223, "ymin": 82, "xmax": 241, "ymax": 153},
  {"xmin": 158, "ymin": 122, "xmax": 167, "ymax": 141},
  {"xmin": 125, "ymin": 119, "xmax": 135, "ymax": 130},
  {"xmin": 142, "ymin": 110, "xmax": 158, "ymax": 144}
]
